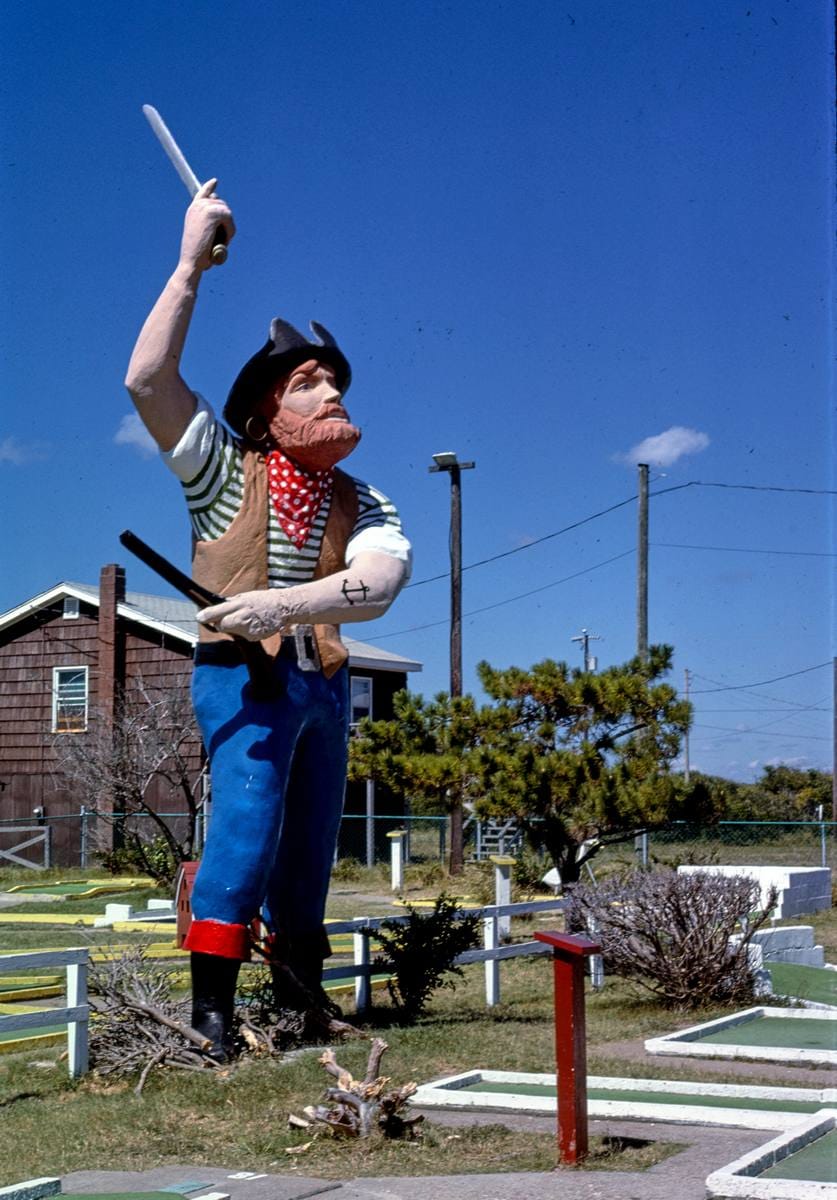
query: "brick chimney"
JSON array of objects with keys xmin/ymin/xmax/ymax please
[{"xmin": 98, "ymin": 563, "xmax": 126, "ymax": 729}]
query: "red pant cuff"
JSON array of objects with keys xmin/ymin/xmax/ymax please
[{"xmin": 184, "ymin": 918, "xmax": 251, "ymax": 960}]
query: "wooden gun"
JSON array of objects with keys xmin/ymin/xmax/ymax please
[{"xmin": 119, "ymin": 530, "xmax": 276, "ymax": 701}]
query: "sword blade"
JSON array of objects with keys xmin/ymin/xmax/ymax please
[{"xmin": 142, "ymin": 104, "xmax": 201, "ymax": 197}]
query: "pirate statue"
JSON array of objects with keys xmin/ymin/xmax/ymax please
[{"xmin": 126, "ymin": 180, "xmax": 411, "ymax": 1058}]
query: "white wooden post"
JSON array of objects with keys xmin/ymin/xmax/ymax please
[
  {"xmin": 353, "ymin": 920, "xmax": 371, "ymax": 1013},
  {"xmin": 586, "ymin": 915, "xmax": 605, "ymax": 989},
  {"xmin": 491, "ymin": 854, "xmax": 514, "ymax": 939},
  {"xmin": 66, "ymin": 956, "xmax": 89, "ymax": 1077},
  {"xmin": 483, "ymin": 913, "xmax": 500, "ymax": 1006},
  {"xmin": 387, "ymin": 830, "xmax": 405, "ymax": 892}
]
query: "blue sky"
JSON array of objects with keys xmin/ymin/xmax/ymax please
[{"xmin": 2, "ymin": 1, "xmax": 833, "ymax": 782}]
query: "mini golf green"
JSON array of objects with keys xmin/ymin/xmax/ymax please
[
  {"xmin": 60, "ymin": 1193, "xmax": 178, "ymax": 1199},
  {"xmin": 696, "ymin": 1015, "xmax": 836, "ymax": 1051},
  {"xmin": 769, "ymin": 961, "xmax": 837, "ymax": 1007},
  {"xmin": 454, "ymin": 1080, "xmax": 823, "ymax": 1115},
  {"xmin": 758, "ymin": 1127, "xmax": 837, "ymax": 1182}
]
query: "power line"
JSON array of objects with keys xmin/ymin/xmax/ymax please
[
  {"xmin": 405, "ymin": 493, "xmax": 638, "ymax": 588},
  {"xmin": 655, "ymin": 542, "xmax": 836, "ymax": 559},
  {"xmin": 365, "ymin": 549, "xmax": 635, "ymax": 642},
  {"xmin": 689, "ymin": 672, "xmax": 826, "ymax": 709},
  {"xmin": 688, "ymin": 481, "xmax": 837, "ymax": 496},
  {"xmin": 693, "ymin": 724, "xmax": 830, "ymax": 743},
  {"xmin": 690, "ymin": 662, "xmax": 832, "ymax": 694},
  {"xmin": 406, "ymin": 477, "xmax": 834, "ymax": 590},
  {"xmin": 690, "ymin": 700, "xmax": 829, "ymax": 710}
]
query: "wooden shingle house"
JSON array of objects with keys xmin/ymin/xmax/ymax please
[{"xmin": 0, "ymin": 565, "xmax": 420, "ymax": 868}]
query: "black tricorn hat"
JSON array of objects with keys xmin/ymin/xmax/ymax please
[{"xmin": 223, "ymin": 318, "xmax": 352, "ymax": 436}]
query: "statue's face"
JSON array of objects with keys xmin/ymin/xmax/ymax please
[
  {"xmin": 258, "ymin": 358, "xmax": 360, "ymax": 470},
  {"xmin": 274, "ymin": 362, "xmax": 348, "ymax": 420}
]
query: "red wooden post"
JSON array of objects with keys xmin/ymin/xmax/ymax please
[{"xmin": 534, "ymin": 930, "xmax": 601, "ymax": 1166}]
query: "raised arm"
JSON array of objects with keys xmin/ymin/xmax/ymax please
[{"xmin": 124, "ymin": 179, "xmax": 235, "ymax": 451}]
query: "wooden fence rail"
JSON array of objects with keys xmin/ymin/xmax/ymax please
[
  {"xmin": 323, "ymin": 898, "xmax": 570, "ymax": 1009},
  {"xmin": 0, "ymin": 948, "xmax": 88, "ymax": 1076}
]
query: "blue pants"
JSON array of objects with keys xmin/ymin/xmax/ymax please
[{"xmin": 186, "ymin": 645, "xmax": 349, "ymax": 959}]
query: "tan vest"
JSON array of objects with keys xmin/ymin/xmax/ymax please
[{"xmin": 192, "ymin": 449, "xmax": 358, "ymax": 679}]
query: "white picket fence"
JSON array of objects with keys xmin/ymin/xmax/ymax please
[
  {"xmin": 322, "ymin": 898, "xmax": 570, "ymax": 1009},
  {"xmin": 0, "ymin": 948, "xmax": 89, "ymax": 1077},
  {"xmin": 0, "ymin": 902, "xmax": 574, "ymax": 1078}
]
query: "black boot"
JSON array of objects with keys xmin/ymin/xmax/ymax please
[
  {"xmin": 270, "ymin": 930, "xmax": 341, "ymax": 1024},
  {"xmin": 190, "ymin": 951, "xmax": 241, "ymax": 1063}
]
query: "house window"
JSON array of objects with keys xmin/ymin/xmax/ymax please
[
  {"xmin": 52, "ymin": 667, "xmax": 88, "ymax": 733},
  {"xmin": 350, "ymin": 676, "xmax": 373, "ymax": 732},
  {"xmin": 62, "ymin": 597, "xmax": 80, "ymax": 619}
]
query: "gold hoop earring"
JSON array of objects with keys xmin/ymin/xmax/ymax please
[{"xmin": 244, "ymin": 415, "xmax": 270, "ymax": 444}]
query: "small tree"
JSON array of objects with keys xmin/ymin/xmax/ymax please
[
  {"xmin": 348, "ymin": 690, "xmax": 504, "ymax": 872},
  {"xmin": 352, "ymin": 645, "xmax": 716, "ymax": 886},
  {"xmin": 54, "ymin": 677, "xmax": 205, "ymax": 885}
]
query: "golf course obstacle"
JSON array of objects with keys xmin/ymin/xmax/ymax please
[
  {"xmin": 645, "ymin": 1006, "xmax": 837, "ymax": 1067},
  {"xmin": 705, "ymin": 1108, "xmax": 837, "ymax": 1198},
  {"xmin": 533, "ymin": 929, "xmax": 600, "ymax": 1166},
  {"xmin": 6, "ymin": 878, "xmax": 154, "ymax": 898},
  {"xmin": 0, "ymin": 949, "xmax": 88, "ymax": 1076}
]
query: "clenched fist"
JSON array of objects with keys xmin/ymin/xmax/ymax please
[{"xmin": 179, "ymin": 179, "xmax": 236, "ymax": 274}]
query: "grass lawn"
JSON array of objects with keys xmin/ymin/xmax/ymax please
[
  {"xmin": 0, "ymin": 864, "xmax": 833, "ymax": 1183},
  {"xmin": 0, "ymin": 959, "xmax": 695, "ymax": 1184}
]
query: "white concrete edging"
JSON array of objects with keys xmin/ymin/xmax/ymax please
[
  {"xmin": 705, "ymin": 1108, "xmax": 837, "ymax": 1198},
  {"xmin": 410, "ymin": 1069, "xmax": 837, "ymax": 1131}
]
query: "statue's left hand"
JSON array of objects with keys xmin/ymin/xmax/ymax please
[{"xmin": 197, "ymin": 589, "xmax": 298, "ymax": 641}]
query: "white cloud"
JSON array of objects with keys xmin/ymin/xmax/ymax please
[
  {"xmin": 618, "ymin": 425, "xmax": 710, "ymax": 468},
  {"xmin": 0, "ymin": 436, "xmax": 49, "ymax": 465},
  {"xmin": 114, "ymin": 414, "xmax": 157, "ymax": 459}
]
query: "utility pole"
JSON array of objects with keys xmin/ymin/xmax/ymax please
[
  {"xmin": 636, "ymin": 463, "xmax": 649, "ymax": 661},
  {"xmin": 832, "ymin": 657, "xmax": 836, "ymax": 822},
  {"xmin": 684, "ymin": 667, "xmax": 691, "ymax": 784},
  {"xmin": 571, "ymin": 628, "xmax": 602, "ymax": 672},
  {"xmin": 429, "ymin": 451, "xmax": 476, "ymax": 872}
]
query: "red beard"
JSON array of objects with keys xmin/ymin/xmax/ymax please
[{"xmin": 269, "ymin": 407, "xmax": 361, "ymax": 471}]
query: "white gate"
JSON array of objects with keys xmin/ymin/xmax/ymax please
[{"xmin": 0, "ymin": 825, "xmax": 52, "ymax": 869}]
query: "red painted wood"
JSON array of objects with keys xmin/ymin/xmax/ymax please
[
  {"xmin": 175, "ymin": 861, "xmax": 200, "ymax": 948},
  {"xmin": 535, "ymin": 930, "xmax": 601, "ymax": 1167},
  {"xmin": 535, "ymin": 930, "xmax": 600, "ymax": 957}
]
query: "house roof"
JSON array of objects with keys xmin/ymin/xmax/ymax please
[{"xmin": 0, "ymin": 580, "xmax": 422, "ymax": 674}]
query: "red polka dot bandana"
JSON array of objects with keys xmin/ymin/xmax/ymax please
[{"xmin": 266, "ymin": 451, "xmax": 333, "ymax": 548}]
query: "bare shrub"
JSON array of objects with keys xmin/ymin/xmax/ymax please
[{"xmin": 567, "ymin": 868, "xmax": 777, "ymax": 1009}]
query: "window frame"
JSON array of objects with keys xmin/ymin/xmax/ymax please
[
  {"xmin": 349, "ymin": 674, "xmax": 374, "ymax": 733},
  {"xmin": 52, "ymin": 665, "xmax": 89, "ymax": 733}
]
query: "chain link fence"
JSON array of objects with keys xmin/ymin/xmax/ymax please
[{"xmin": 0, "ymin": 812, "xmax": 833, "ymax": 874}]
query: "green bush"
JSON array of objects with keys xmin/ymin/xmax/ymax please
[{"xmin": 373, "ymin": 893, "xmax": 480, "ymax": 1022}]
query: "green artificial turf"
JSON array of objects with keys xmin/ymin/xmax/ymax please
[
  {"xmin": 769, "ymin": 961, "xmax": 837, "ymax": 1007},
  {"xmin": 759, "ymin": 1128, "xmax": 837, "ymax": 1182},
  {"xmin": 60, "ymin": 1193, "xmax": 178, "ymax": 1199},
  {"xmin": 456, "ymin": 1079, "xmax": 822, "ymax": 1114},
  {"xmin": 697, "ymin": 1015, "xmax": 836, "ymax": 1050}
]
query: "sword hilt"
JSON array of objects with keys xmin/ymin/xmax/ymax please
[{"xmin": 210, "ymin": 226, "xmax": 228, "ymax": 265}]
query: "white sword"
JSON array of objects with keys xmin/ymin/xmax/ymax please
[{"xmin": 142, "ymin": 104, "xmax": 228, "ymax": 265}]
